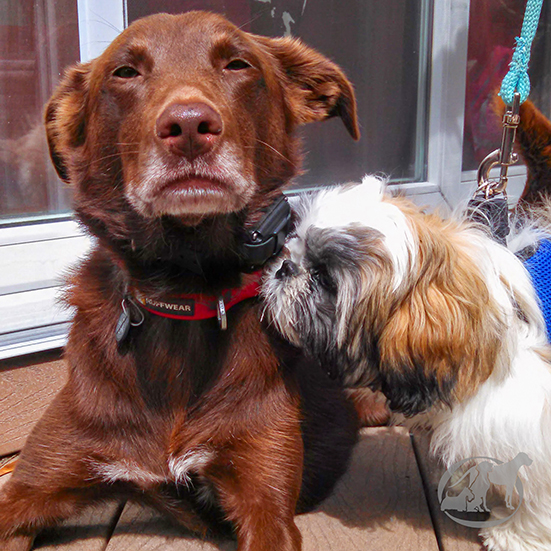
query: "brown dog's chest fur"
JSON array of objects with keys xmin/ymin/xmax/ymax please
[
  {"xmin": 65, "ymin": 246, "xmax": 298, "ymax": 454},
  {"xmin": 58, "ymin": 245, "xmax": 329, "ymax": 523}
]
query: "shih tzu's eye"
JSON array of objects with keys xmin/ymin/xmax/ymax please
[{"xmin": 311, "ymin": 266, "xmax": 335, "ymax": 292}]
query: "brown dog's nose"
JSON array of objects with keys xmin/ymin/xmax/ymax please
[{"xmin": 156, "ymin": 102, "xmax": 223, "ymax": 160}]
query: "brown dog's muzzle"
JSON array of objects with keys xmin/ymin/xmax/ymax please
[{"xmin": 156, "ymin": 102, "xmax": 223, "ymax": 161}]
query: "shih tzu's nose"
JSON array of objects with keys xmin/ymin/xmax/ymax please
[{"xmin": 276, "ymin": 260, "xmax": 299, "ymax": 279}]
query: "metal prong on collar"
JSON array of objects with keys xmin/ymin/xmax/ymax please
[
  {"xmin": 217, "ymin": 296, "xmax": 227, "ymax": 330},
  {"xmin": 122, "ymin": 296, "xmax": 145, "ymax": 327}
]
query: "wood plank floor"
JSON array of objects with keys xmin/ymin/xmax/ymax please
[
  {"xmin": 0, "ymin": 351, "xmax": 67, "ymax": 456},
  {"xmin": 1, "ymin": 427, "xmax": 486, "ymax": 551}
]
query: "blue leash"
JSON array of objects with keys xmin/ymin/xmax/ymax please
[{"xmin": 499, "ymin": 0, "xmax": 545, "ymax": 106}]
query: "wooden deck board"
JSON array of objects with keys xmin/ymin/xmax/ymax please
[
  {"xmin": 105, "ymin": 503, "xmax": 236, "ymax": 551},
  {"xmin": 32, "ymin": 503, "xmax": 124, "ymax": 551},
  {"xmin": 412, "ymin": 430, "xmax": 484, "ymax": 551},
  {"xmin": 297, "ymin": 427, "xmax": 438, "ymax": 550},
  {"xmin": 0, "ymin": 353, "xmax": 67, "ymax": 456}
]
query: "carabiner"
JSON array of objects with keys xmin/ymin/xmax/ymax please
[{"xmin": 475, "ymin": 92, "xmax": 521, "ymax": 198}]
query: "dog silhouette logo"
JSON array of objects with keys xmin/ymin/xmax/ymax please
[{"xmin": 438, "ymin": 453, "xmax": 532, "ymax": 528}]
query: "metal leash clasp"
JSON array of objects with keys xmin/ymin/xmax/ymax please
[{"xmin": 475, "ymin": 91, "xmax": 521, "ymax": 198}]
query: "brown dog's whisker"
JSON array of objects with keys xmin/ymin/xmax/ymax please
[
  {"xmin": 251, "ymin": 140, "xmax": 298, "ymax": 167},
  {"xmin": 237, "ymin": 7, "xmax": 273, "ymax": 30}
]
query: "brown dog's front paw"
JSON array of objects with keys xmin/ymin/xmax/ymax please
[{"xmin": 346, "ymin": 388, "xmax": 391, "ymax": 427}]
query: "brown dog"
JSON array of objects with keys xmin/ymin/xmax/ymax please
[
  {"xmin": 514, "ymin": 99, "xmax": 551, "ymax": 208},
  {"xmin": 0, "ymin": 11, "xmax": 361, "ymax": 551}
]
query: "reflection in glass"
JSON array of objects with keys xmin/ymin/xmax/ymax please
[
  {"xmin": 463, "ymin": 0, "xmax": 551, "ymax": 172},
  {"xmin": 0, "ymin": 0, "xmax": 79, "ymax": 223}
]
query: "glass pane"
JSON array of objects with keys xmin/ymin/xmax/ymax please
[
  {"xmin": 0, "ymin": 0, "xmax": 80, "ymax": 224},
  {"xmin": 127, "ymin": 0, "xmax": 432, "ymax": 188},
  {"xmin": 463, "ymin": 0, "xmax": 551, "ymax": 172}
]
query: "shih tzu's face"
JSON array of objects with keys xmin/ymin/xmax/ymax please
[
  {"xmin": 263, "ymin": 177, "xmax": 414, "ymax": 386},
  {"xmin": 263, "ymin": 176, "xmax": 506, "ymax": 416}
]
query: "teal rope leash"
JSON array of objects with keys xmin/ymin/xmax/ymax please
[
  {"xmin": 473, "ymin": 1, "xmax": 545, "ymax": 237},
  {"xmin": 499, "ymin": 0, "xmax": 545, "ymax": 105}
]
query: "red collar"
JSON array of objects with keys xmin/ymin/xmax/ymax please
[{"xmin": 134, "ymin": 271, "xmax": 262, "ymax": 329}]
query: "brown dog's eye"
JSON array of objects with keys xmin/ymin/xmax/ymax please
[
  {"xmin": 224, "ymin": 59, "xmax": 252, "ymax": 71},
  {"xmin": 113, "ymin": 66, "xmax": 140, "ymax": 78}
]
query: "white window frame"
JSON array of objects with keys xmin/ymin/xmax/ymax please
[
  {"xmin": 0, "ymin": 0, "xmax": 126, "ymax": 360},
  {"xmin": 0, "ymin": 0, "xmax": 530, "ymax": 359},
  {"xmin": 405, "ymin": 0, "xmax": 527, "ymax": 207}
]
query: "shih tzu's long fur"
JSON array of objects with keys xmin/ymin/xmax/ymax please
[{"xmin": 262, "ymin": 175, "xmax": 551, "ymax": 551}]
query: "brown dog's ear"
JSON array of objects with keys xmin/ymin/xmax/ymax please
[
  {"xmin": 44, "ymin": 62, "xmax": 91, "ymax": 183},
  {"xmin": 258, "ymin": 36, "xmax": 360, "ymax": 140}
]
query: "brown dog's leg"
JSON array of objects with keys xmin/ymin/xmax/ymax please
[
  {"xmin": 0, "ymin": 393, "xmax": 112, "ymax": 549},
  {"xmin": 0, "ymin": 446, "xmax": 110, "ymax": 550},
  {"xmin": 0, "ymin": 476, "xmax": 91, "ymax": 550},
  {"xmin": 211, "ymin": 469, "xmax": 302, "ymax": 551},
  {"xmin": 205, "ymin": 427, "xmax": 303, "ymax": 551}
]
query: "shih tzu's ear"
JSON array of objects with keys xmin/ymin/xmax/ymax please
[
  {"xmin": 378, "ymin": 364, "xmax": 455, "ymax": 417},
  {"xmin": 376, "ymin": 223, "xmax": 503, "ymax": 416},
  {"xmin": 256, "ymin": 35, "xmax": 360, "ymax": 140},
  {"xmin": 44, "ymin": 62, "xmax": 91, "ymax": 182}
]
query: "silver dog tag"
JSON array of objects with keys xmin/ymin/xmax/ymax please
[
  {"xmin": 217, "ymin": 296, "xmax": 227, "ymax": 330},
  {"xmin": 115, "ymin": 309, "xmax": 131, "ymax": 343},
  {"xmin": 116, "ymin": 297, "xmax": 145, "ymax": 343}
]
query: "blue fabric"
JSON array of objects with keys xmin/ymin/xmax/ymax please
[{"xmin": 524, "ymin": 239, "xmax": 551, "ymax": 340}]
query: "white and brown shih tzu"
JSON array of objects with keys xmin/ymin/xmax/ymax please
[{"xmin": 262, "ymin": 175, "xmax": 551, "ymax": 551}]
